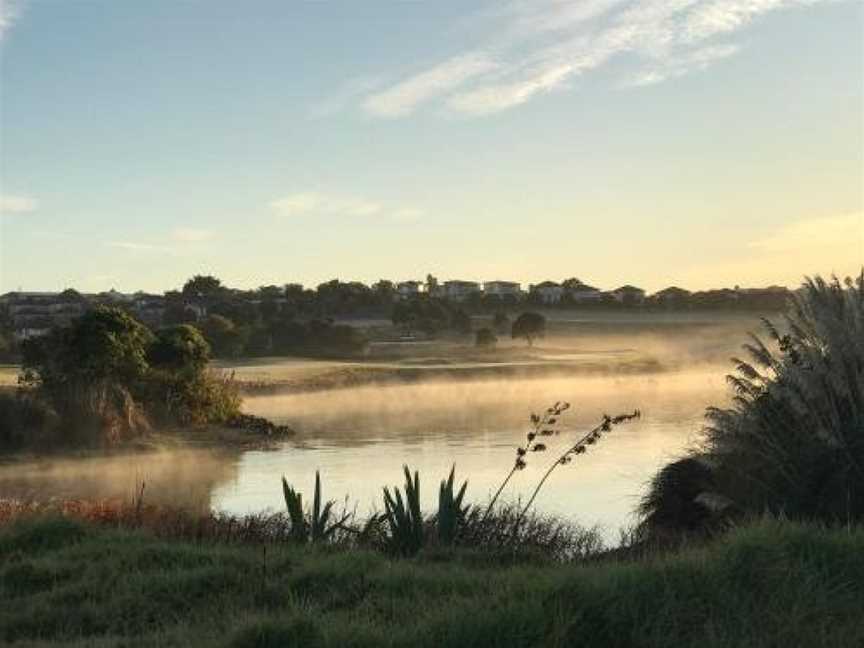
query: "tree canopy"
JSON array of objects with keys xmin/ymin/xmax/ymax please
[{"xmin": 511, "ymin": 312, "xmax": 546, "ymax": 346}]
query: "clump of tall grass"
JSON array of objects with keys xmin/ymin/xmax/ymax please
[{"xmin": 640, "ymin": 271, "xmax": 864, "ymax": 538}]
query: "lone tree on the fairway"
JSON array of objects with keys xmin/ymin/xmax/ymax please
[{"xmin": 511, "ymin": 312, "xmax": 546, "ymax": 347}]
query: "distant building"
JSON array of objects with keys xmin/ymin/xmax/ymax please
[
  {"xmin": 530, "ymin": 281, "xmax": 564, "ymax": 304},
  {"xmin": 1, "ymin": 291, "xmax": 87, "ymax": 337},
  {"xmin": 97, "ymin": 289, "xmax": 135, "ymax": 303},
  {"xmin": 396, "ymin": 281, "xmax": 422, "ymax": 299},
  {"xmin": 185, "ymin": 302, "xmax": 208, "ymax": 321},
  {"xmin": 566, "ymin": 284, "xmax": 604, "ymax": 303},
  {"xmin": 610, "ymin": 285, "xmax": 646, "ymax": 305},
  {"xmin": 483, "ymin": 281, "xmax": 521, "ymax": 298},
  {"xmin": 132, "ymin": 294, "xmax": 166, "ymax": 327},
  {"xmin": 443, "ymin": 280, "xmax": 481, "ymax": 301}
]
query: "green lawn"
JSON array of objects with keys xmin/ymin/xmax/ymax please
[{"xmin": 1, "ymin": 518, "xmax": 862, "ymax": 647}]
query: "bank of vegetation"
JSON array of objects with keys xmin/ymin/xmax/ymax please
[
  {"xmin": 0, "ymin": 273, "xmax": 790, "ymax": 366},
  {"xmin": 0, "ymin": 307, "xmax": 285, "ymax": 452},
  {"xmin": 0, "ymin": 516, "xmax": 861, "ymax": 647},
  {"xmin": 0, "ymin": 272, "xmax": 862, "ymax": 645}
]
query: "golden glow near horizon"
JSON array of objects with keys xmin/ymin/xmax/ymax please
[{"xmin": 0, "ymin": 1, "xmax": 862, "ymax": 293}]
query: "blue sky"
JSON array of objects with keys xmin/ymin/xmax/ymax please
[{"xmin": 0, "ymin": 0, "xmax": 862, "ymax": 293}]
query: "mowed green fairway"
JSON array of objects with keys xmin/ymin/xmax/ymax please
[{"xmin": 1, "ymin": 518, "xmax": 862, "ymax": 647}]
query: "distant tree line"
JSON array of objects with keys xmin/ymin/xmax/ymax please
[{"xmin": 0, "ymin": 274, "xmax": 792, "ymax": 363}]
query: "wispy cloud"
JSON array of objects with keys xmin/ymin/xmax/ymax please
[
  {"xmin": 0, "ymin": 193, "xmax": 37, "ymax": 214},
  {"xmin": 624, "ymin": 43, "xmax": 740, "ymax": 87},
  {"xmin": 682, "ymin": 211, "xmax": 864, "ymax": 287},
  {"xmin": 0, "ymin": 0, "xmax": 23, "ymax": 42},
  {"xmin": 171, "ymin": 227, "xmax": 213, "ymax": 243},
  {"xmin": 106, "ymin": 241, "xmax": 175, "ymax": 253},
  {"xmin": 364, "ymin": 53, "xmax": 499, "ymax": 118},
  {"xmin": 271, "ymin": 191, "xmax": 422, "ymax": 223},
  {"xmin": 355, "ymin": 0, "xmax": 840, "ymax": 118}
]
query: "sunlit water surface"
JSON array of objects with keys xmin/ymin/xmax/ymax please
[
  {"xmin": 214, "ymin": 368, "xmax": 726, "ymax": 540},
  {"xmin": 1, "ymin": 366, "xmax": 728, "ymax": 542}
]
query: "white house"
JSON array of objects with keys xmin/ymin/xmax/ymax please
[
  {"xmin": 443, "ymin": 280, "xmax": 481, "ymax": 301},
  {"xmin": 483, "ymin": 281, "xmax": 521, "ymax": 298},
  {"xmin": 567, "ymin": 284, "xmax": 604, "ymax": 303},
  {"xmin": 396, "ymin": 281, "xmax": 422, "ymax": 299}
]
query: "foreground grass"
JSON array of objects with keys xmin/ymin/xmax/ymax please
[{"xmin": 1, "ymin": 518, "xmax": 862, "ymax": 647}]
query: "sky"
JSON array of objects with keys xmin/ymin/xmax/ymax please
[{"xmin": 0, "ymin": 0, "xmax": 862, "ymax": 294}]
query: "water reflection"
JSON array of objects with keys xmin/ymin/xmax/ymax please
[
  {"xmin": 214, "ymin": 368, "xmax": 727, "ymax": 539},
  {"xmin": 0, "ymin": 448, "xmax": 239, "ymax": 513},
  {"xmin": 0, "ymin": 367, "xmax": 729, "ymax": 541}
]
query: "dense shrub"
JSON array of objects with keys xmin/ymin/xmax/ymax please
[
  {"xmin": 6, "ymin": 307, "xmax": 241, "ymax": 448},
  {"xmin": 641, "ymin": 272, "xmax": 864, "ymax": 536}
]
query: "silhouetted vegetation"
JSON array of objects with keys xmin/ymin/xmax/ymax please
[
  {"xmin": 2, "ymin": 306, "xmax": 240, "ymax": 450},
  {"xmin": 0, "ymin": 515, "xmax": 861, "ymax": 647},
  {"xmin": 640, "ymin": 272, "xmax": 864, "ymax": 540},
  {"xmin": 511, "ymin": 311, "xmax": 546, "ymax": 346},
  {"xmin": 474, "ymin": 327, "xmax": 497, "ymax": 347}
]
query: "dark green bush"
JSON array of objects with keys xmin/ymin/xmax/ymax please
[{"xmin": 642, "ymin": 272, "xmax": 864, "ymax": 537}]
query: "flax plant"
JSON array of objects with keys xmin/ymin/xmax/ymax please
[{"xmin": 281, "ymin": 471, "xmax": 349, "ymax": 543}]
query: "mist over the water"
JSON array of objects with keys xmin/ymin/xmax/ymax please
[{"xmin": 3, "ymin": 316, "xmax": 757, "ymax": 539}]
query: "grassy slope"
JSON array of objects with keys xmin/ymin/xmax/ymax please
[{"xmin": 1, "ymin": 519, "xmax": 862, "ymax": 647}]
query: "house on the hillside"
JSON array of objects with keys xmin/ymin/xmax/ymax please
[
  {"xmin": 132, "ymin": 294, "xmax": 166, "ymax": 327},
  {"xmin": 483, "ymin": 281, "xmax": 521, "ymax": 298},
  {"xmin": 566, "ymin": 283, "xmax": 604, "ymax": 303},
  {"xmin": 610, "ymin": 285, "xmax": 646, "ymax": 305},
  {"xmin": 530, "ymin": 281, "xmax": 564, "ymax": 304},
  {"xmin": 443, "ymin": 280, "xmax": 481, "ymax": 301},
  {"xmin": 396, "ymin": 281, "xmax": 422, "ymax": 300},
  {"xmin": 1, "ymin": 291, "xmax": 88, "ymax": 338},
  {"xmin": 105, "ymin": 289, "xmax": 134, "ymax": 302}
]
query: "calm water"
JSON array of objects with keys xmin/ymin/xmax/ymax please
[
  {"xmin": 215, "ymin": 368, "xmax": 726, "ymax": 539},
  {"xmin": 1, "ymin": 366, "xmax": 728, "ymax": 541}
]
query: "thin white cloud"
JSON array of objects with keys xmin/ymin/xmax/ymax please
[
  {"xmin": 0, "ymin": 0, "xmax": 23, "ymax": 42},
  {"xmin": 171, "ymin": 227, "xmax": 214, "ymax": 243},
  {"xmin": 0, "ymin": 193, "xmax": 37, "ymax": 214},
  {"xmin": 682, "ymin": 0, "xmax": 810, "ymax": 42},
  {"xmin": 363, "ymin": 53, "xmax": 499, "ymax": 118},
  {"xmin": 682, "ymin": 211, "xmax": 864, "ymax": 287},
  {"xmin": 271, "ymin": 191, "xmax": 420, "ymax": 222},
  {"xmin": 309, "ymin": 76, "xmax": 385, "ymax": 119},
  {"xmin": 625, "ymin": 43, "xmax": 741, "ymax": 87},
  {"xmin": 106, "ymin": 241, "xmax": 174, "ymax": 253},
  {"xmin": 391, "ymin": 207, "xmax": 424, "ymax": 224},
  {"xmin": 355, "ymin": 0, "xmax": 843, "ymax": 118},
  {"xmin": 446, "ymin": 62, "xmax": 578, "ymax": 116},
  {"xmin": 749, "ymin": 212, "xmax": 864, "ymax": 256}
]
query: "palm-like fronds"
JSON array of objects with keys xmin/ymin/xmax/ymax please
[
  {"xmin": 281, "ymin": 477, "xmax": 307, "ymax": 542},
  {"xmin": 437, "ymin": 466, "xmax": 469, "ymax": 545},
  {"xmin": 643, "ymin": 271, "xmax": 864, "ymax": 535},
  {"xmin": 382, "ymin": 466, "xmax": 424, "ymax": 555},
  {"xmin": 281, "ymin": 471, "xmax": 349, "ymax": 544}
]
